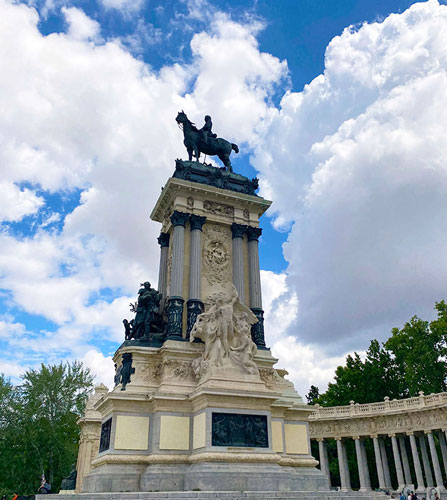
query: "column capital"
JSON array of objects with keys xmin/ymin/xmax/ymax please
[
  {"xmin": 370, "ymin": 434, "xmax": 379, "ymax": 439},
  {"xmin": 388, "ymin": 433, "xmax": 397, "ymax": 438},
  {"xmin": 247, "ymin": 226, "xmax": 262, "ymax": 242},
  {"xmin": 335, "ymin": 436, "xmax": 342, "ymax": 441},
  {"xmin": 157, "ymin": 232, "xmax": 170, "ymax": 248},
  {"xmin": 316, "ymin": 437, "xmax": 325, "ymax": 442},
  {"xmin": 352, "ymin": 436, "xmax": 360, "ymax": 440},
  {"xmin": 407, "ymin": 431, "xmax": 415, "ymax": 436},
  {"xmin": 231, "ymin": 223, "xmax": 247, "ymax": 239},
  {"xmin": 189, "ymin": 214, "xmax": 206, "ymax": 231},
  {"xmin": 170, "ymin": 210, "xmax": 189, "ymax": 227}
]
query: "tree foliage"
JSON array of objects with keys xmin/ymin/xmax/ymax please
[
  {"xmin": 0, "ymin": 362, "xmax": 93, "ymax": 496},
  {"xmin": 313, "ymin": 301, "xmax": 447, "ymax": 406}
]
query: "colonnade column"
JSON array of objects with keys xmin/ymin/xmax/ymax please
[
  {"xmin": 418, "ymin": 433, "xmax": 434, "ymax": 487},
  {"xmin": 438, "ymin": 430, "xmax": 447, "ymax": 478},
  {"xmin": 186, "ymin": 214, "xmax": 206, "ymax": 339},
  {"xmin": 427, "ymin": 431, "xmax": 446, "ymax": 491},
  {"xmin": 231, "ymin": 223, "xmax": 247, "ymax": 304},
  {"xmin": 390, "ymin": 434, "xmax": 405, "ymax": 490},
  {"xmin": 157, "ymin": 232, "xmax": 170, "ymax": 311},
  {"xmin": 361, "ymin": 438, "xmax": 372, "ymax": 489},
  {"xmin": 380, "ymin": 437, "xmax": 392, "ymax": 488},
  {"xmin": 408, "ymin": 432, "xmax": 425, "ymax": 493},
  {"xmin": 354, "ymin": 437, "xmax": 369, "ymax": 491},
  {"xmin": 246, "ymin": 226, "xmax": 266, "ymax": 349},
  {"xmin": 399, "ymin": 435, "xmax": 412, "ymax": 485},
  {"xmin": 373, "ymin": 435, "xmax": 386, "ymax": 489},
  {"xmin": 166, "ymin": 210, "xmax": 189, "ymax": 341},
  {"xmin": 336, "ymin": 438, "xmax": 351, "ymax": 491},
  {"xmin": 317, "ymin": 438, "xmax": 331, "ymax": 486},
  {"xmin": 342, "ymin": 438, "xmax": 352, "ymax": 490}
]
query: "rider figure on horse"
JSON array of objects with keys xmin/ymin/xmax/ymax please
[{"xmin": 200, "ymin": 115, "xmax": 217, "ymax": 144}]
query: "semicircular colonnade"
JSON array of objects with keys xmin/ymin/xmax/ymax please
[{"xmin": 309, "ymin": 392, "xmax": 447, "ymax": 496}]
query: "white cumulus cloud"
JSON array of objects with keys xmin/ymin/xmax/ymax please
[{"xmin": 253, "ymin": 0, "xmax": 447, "ymax": 354}]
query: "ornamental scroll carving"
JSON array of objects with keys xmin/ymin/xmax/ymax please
[
  {"xmin": 203, "ymin": 200, "xmax": 234, "ymax": 218},
  {"xmin": 138, "ymin": 363, "xmax": 162, "ymax": 384},
  {"xmin": 203, "ymin": 224, "xmax": 231, "ymax": 286},
  {"xmin": 138, "ymin": 360, "xmax": 195, "ymax": 383},
  {"xmin": 259, "ymin": 367, "xmax": 294, "ymax": 392}
]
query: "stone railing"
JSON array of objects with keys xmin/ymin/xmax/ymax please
[{"xmin": 309, "ymin": 391, "xmax": 447, "ymax": 420}]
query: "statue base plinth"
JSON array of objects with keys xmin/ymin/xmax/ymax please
[{"xmin": 77, "ymin": 341, "xmax": 321, "ymax": 494}]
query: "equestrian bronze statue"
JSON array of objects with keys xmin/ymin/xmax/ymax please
[{"xmin": 176, "ymin": 111, "xmax": 239, "ymax": 172}]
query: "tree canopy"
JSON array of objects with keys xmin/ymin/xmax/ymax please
[
  {"xmin": 0, "ymin": 361, "xmax": 93, "ymax": 496},
  {"xmin": 313, "ymin": 300, "xmax": 447, "ymax": 406}
]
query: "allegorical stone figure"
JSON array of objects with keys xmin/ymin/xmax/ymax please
[{"xmin": 190, "ymin": 285, "xmax": 259, "ymax": 377}]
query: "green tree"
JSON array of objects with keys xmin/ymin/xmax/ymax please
[
  {"xmin": 0, "ymin": 375, "xmax": 20, "ymax": 490},
  {"xmin": 0, "ymin": 361, "xmax": 93, "ymax": 495},
  {"xmin": 316, "ymin": 341, "xmax": 400, "ymax": 406},
  {"xmin": 385, "ymin": 300, "xmax": 447, "ymax": 396},
  {"xmin": 306, "ymin": 385, "xmax": 320, "ymax": 404},
  {"xmin": 315, "ymin": 300, "xmax": 447, "ymax": 407}
]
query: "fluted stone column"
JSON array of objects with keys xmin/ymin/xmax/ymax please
[
  {"xmin": 438, "ymin": 430, "xmax": 447, "ymax": 478},
  {"xmin": 380, "ymin": 437, "xmax": 392, "ymax": 488},
  {"xmin": 186, "ymin": 214, "xmax": 206, "ymax": 339},
  {"xmin": 399, "ymin": 435, "xmax": 412, "ymax": 485},
  {"xmin": 318, "ymin": 438, "xmax": 331, "ymax": 486},
  {"xmin": 373, "ymin": 435, "xmax": 386, "ymax": 489},
  {"xmin": 166, "ymin": 210, "xmax": 189, "ymax": 341},
  {"xmin": 336, "ymin": 438, "xmax": 351, "ymax": 491},
  {"xmin": 354, "ymin": 437, "xmax": 369, "ymax": 491},
  {"xmin": 361, "ymin": 438, "xmax": 372, "ymax": 489},
  {"xmin": 408, "ymin": 432, "xmax": 425, "ymax": 493},
  {"xmin": 231, "ymin": 223, "xmax": 247, "ymax": 304},
  {"xmin": 157, "ymin": 232, "xmax": 170, "ymax": 311},
  {"xmin": 247, "ymin": 226, "xmax": 266, "ymax": 349},
  {"xmin": 419, "ymin": 433, "xmax": 434, "ymax": 487},
  {"xmin": 390, "ymin": 434, "xmax": 405, "ymax": 490},
  {"xmin": 427, "ymin": 431, "xmax": 446, "ymax": 490}
]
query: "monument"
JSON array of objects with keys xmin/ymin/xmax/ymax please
[{"xmin": 73, "ymin": 113, "xmax": 327, "ymax": 494}]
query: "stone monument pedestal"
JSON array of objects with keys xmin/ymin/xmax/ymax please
[{"xmin": 74, "ymin": 161, "xmax": 329, "ymax": 494}]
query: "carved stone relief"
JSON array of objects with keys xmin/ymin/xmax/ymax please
[
  {"xmin": 161, "ymin": 359, "xmax": 196, "ymax": 382},
  {"xmin": 203, "ymin": 200, "xmax": 234, "ymax": 218},
  {"xmin": 138, "ymin": 363, "xmax": 162, "ymax": 384},
  {"xmin": 190, "ymin": 285, "xmax": 259, "ymax": 378},
  {"xmin": 202, "ymin": 224, "xmax": 231, "ymax": 286}
]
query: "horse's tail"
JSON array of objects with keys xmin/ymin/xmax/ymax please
[{"xmin": 231, "ymin": 143, "xmax": 239, "ymax": 154}]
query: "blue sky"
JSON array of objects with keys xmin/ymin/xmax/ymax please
[{"xmin": 0, "ymin": 0, "xmax": 446, "ymax": 394}]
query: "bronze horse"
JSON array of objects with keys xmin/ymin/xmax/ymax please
[{"xmin": 176, "ymin": 111, "xmax": 239, "ymax": 172}]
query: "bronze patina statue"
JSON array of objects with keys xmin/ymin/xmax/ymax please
[
  {"xmin": 132, "ymin": 282, "xmax": 161, "ymax": 339},
  {"xmin": 176, "ymin": 111, "xmax": 239, "ymax": 172}
]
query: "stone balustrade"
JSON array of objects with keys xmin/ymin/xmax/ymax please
[{"xmin": 308, "ymin": 391, "xmax": 447, "ymax": 495}]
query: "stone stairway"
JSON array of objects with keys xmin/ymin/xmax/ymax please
[{"xmin": 42, "ymin": 490, "xmax": 391, "ymax": 500}]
